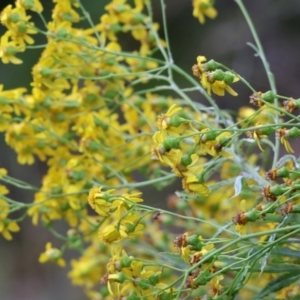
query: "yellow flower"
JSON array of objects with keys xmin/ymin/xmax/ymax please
[
  {"xmin": 0, "ymin": 32, "xmax": 25, "ymax": 64},
  {"xmin": 277, "ymin": 128, "xmax": 294, "ymax": 154},
  {"xmin": 15, "ymin": 0, "xmax": 43, "ymax": 13},
  {"xmin": 210, "ymin": 79, "xmax": 239, "ymax": 96},
  {"xmin": 232, "ymin": 200, "xmax": 247, "ymax": 235},
  {"xmin": 192, "ymin": 0, "xmax": 218, "ymax": 24},
  {"xmin": 88, "ymin": 186, "xmax": 115, "ymax": 217},
  {"xmin": 209, "ymin": 275, "xmax": 224, "ymax": 297},
  {"xmin": 193, "ymin": 56, "xmax": 239, "ymax": 96},
  {"xmin": 99, "ymin": 224, "xmax": 121, "ymax": 243},
  {"xmin": 0, "ymin": 219, "xmax": 20, "ymax": 240},
  {"xmin": 39, "ymin": 242, "xmax": 66, "ymax": 267},
  {"xmin": 157, "ymin": 104, "xmax": 183, "ymax": 135},
  {"xmin": 182, "ymin": 175, "xmax": 210, "ymax": 196},
  {"xmin": 121, "ymin": 191, "xmax": 143, "ymax": 203},
  {"xmin": 151, "ymin": 130, "xmax": 182, "ymax": 166},
  {"xmin": 99, "ymin": 213, "xmax": 144, "ymax": 244},
  {"xmin": 0, "ymin": 168, "xmax": 8, "ymax": 178}
]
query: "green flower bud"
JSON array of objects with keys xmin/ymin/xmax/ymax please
[
  {"xmin": 134, "ymin": 13, "xmax": 145, "ymax": 23},
  {"xmin": 246, "ymin": 208, "xmax": 261, "ymax": 222},
  {"xmin": 177, "ymin": 200, "xmax": 189, "ymax": 211},
  {"xmin": 105, "ymin": 57, "xmax": 115, "ymax": 66},
  {"xmin": 99, "ymin": 70, "xmax": 110, "ymax": 77},
  {"xmin": 217, "ymin": 134, "xmax": 231, "ymax": 145},
  {"xmin": 49, "ymin": 249, "xmax": 62, "ymax": 260},
  {"xmin": 262, "ymin": 91, "xmax": 276, "ymax": 102},
  {"xmin": 100, "ymin": 286, "xmax": 110, "ymax": 298},
  {"xmin": 259, "ymin": 126, "xmax": 275, "ymax": 136},
  {"xmin": 292, "ymin": 203, "xmax": 300, "ymax": 212},
  {"xmin": 7, "ymin": 46, "xmax": 17, "ymax": 55},
  {"xmin": 287, "ymin": 127, "xmax": 300, "ymax": 138},
  {"xmin": 120, "ymin": 256, "xmax": 132, "ymax": 268},
  {"xmin": 42, "ymin": 96, "xmax": 53, "ymax": 107},
  {"xmin": 0, "ymin": 97, "xmax": 8, "ymax": 104},
  {"xmin": 104, "ymin": 90, "xmax": 117, "ymax": 99},
  {"xmin": 17, "ymin": 23, "xmax": 27, "ymax": 34},
  {"xmin": 55, "ymin": 113, "xmax": 66, "ymax": 122},
  {"xmin": 10, "ymin": 13, "xmax": 21, "ymax": 23},
  {"xmin": 52, "ymin": 186, "xmax": 63, "ymax": 195},
  {"xmin": 88, "ymin": 141, "xmax": 101, "ymax": 151},
  {"xmin": 115, "ymin": 4, "xmax": 126, "ymax": 12},
  {"xmin": 163, "ymin": 136, "xmax": 180, "ymax": 150},
  {"xmin": 223, "ymin": 71, "xmax": 235, "ymax": 84},
  {"xmin": 196, "ymin": 173, "xmax": 205, "ymax": 184},
  {"xmin": 201, "ymin": 130, "xmax": 219, "ymax": 142},
  {"xmin": 181, "ymin": 154, "xmax": 192, "ymax": 166},
  {"xmin": 277, "ymin": 167, "xmax": 290, "ymax": 178},
  {"xmin": 186, "ymin": 234, "xmax": 199, "ymax": 245},
  {"xmin": 112, "ymin": 272, "xmax": 127, "ymax": 283},
  {"xmin": 169, "ymin": 115, "xmax": 183, "ymax": 127},
  {"xmin": 127, "ymin": 292, "xmax": 141, "ymax": 300},
  {"xmin": 42, "ymin": 66, "xmax": 55, "ymax": 80},
  {"xmin": 211, "ymin": 69, "xmax": 225, "ymax": 81},
  {"xmin": 270, "ymin": 184, "xmax": 290, "ymax": 195},
  {"xmin": 56, "ymin": 28, "xmax": 69, "ymax": 38},
  {"xmin": 86, "ymin": 94, "xmax": 97, "ymax": 102},
  {"xmin": 161, "ymin": 214, "xmax": 174, "ymax": 225},
  {"xmin": 125, "ymin": 222, "xmax": 136, "ymax": 233},
  {"xmin": 204, "ymin": 59, "xmax": 219, "ymax": 71},
  {"xmin": 110, "ymin": 23, "xmax": 122, "ymax": 33},
  {"xmin": 138, "ymin": 278, "xmax": 150, "ymax": 290},
  {"xmin": 71, "ymin": 170, "xmax": 85, "ymax": 181},
  {"xmin": 193, "ymin": 269, "xmax": 210, "ymax": 286},
  {"xmin": 149, "ymin": 273, "xmax": 160, "ymax": 285}
]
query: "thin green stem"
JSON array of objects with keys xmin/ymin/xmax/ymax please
[{"xmin": 235, "ymin": 0, "xmax": 279, "ymax": 168}]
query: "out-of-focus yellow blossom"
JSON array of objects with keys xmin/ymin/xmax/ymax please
[
  {"xmin": 182, "ymin": 175, "xmax": 210, "ymax": 196},
  {"xmin": 99, "ymin": 213, "xmax": 144, "ymax": 244},
  {"xmin": 192, "ymin": 0, "xmax": 218, "ymax": 24},
  {"xmin": 0, "ymin": 32, "xmax": 25, "ymax": 64},
  {"xmin": 0, "ymin": 178, "xmax": 19, "ymax": 241},
  {"xmin": 277, "ymin": 128, "xmax": 294, "ymax": 154},
  {"xmin": 232, "ymin": 199, "xmax": 247, "ymax": 235},
  {"xmin": 0, "ymin": 168, "xmax": 8, "ymax": 178},
  {"xmin": 151, "ymin": 130, "xmax": 182, "ymax": 166},
  {"xmin": 39, "ymin": 242, "xmax": 66, "ymax": 267},
  {"xmin": 52, "ymin": 0, "xmax": 80, "ymax": 23},
  {"xmin": 157, "ymin": 104, "xmax": 183, "ymax": 135},
  {"xmin": 88, "ymin": 186, "xmax": 115, "ymax": 217},
  {"xmin": 69, "ymin": 252, "xmax": 105, "ymax": 287},
  {"xmin": 15, "ymin": 0, "xmax": 43, "ymax": 13},
  {"xmin": 209, "ymin": 275, "xmax": 224, "ymax": 297},
  {"xmin": 0, "ymin": 219, "xmax": 20, "ymax": 240},
  {"xmin": 202, "ymin": 73, "xmax": 239, "ymax": 96},
  {"xmin": 193, "ymin": 55, "xmax": 239, "ymax": 96}
]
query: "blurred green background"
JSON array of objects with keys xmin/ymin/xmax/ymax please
[{"xmin": 1, "ymin": 0, "xmax": 300, "ymax": 299}]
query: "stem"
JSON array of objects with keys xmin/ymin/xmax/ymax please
[{"xmin": 235, "ymin": 0, "xmax": 279, "ymax": 168}]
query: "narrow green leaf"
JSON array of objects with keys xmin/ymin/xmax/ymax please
[
  {"xmin": 255, "ymin": 272, "xmax": 300, "ymax": 299},
  {"xmin": 272, "ymin": 246, "xmax": 300, "ymax": 259},
  {"xmin": 159, "ymin": 252, "xmax": 188, "ymax": 269}
]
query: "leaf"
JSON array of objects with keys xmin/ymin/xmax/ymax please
[
  {"xmin": 272, "ymin": 246, "xmax": 300, "ymax": 259},
  {"xmin": 159, "ymin": 252, "xmax": 188, "ymax": 269},
  {"xmin": 277, "ymin": 154, "xmax": 300, "ymax": 168},
  {"xmin": 233, "ymin": 175, "xmax": 243, "ymax": 197},
  {"xmin": 252, "ymin": 263, "xmax": 300, "ymax": 273},
  {"xmin": 255, "ymin": 272, "xmax": 300, "ymax": 299}
]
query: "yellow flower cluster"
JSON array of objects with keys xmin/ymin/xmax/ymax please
[
  {"xmin": 152, "ymin": 103, "xmax": 233, "ymax": 197},
  {"xmin": 1, "ymin": 0, "xmax": 300, "ymax": 299},
  {"xmin": 0, "ymin": 168, "xmax": 20, "ymax": 240},
  {"xmin": 88, "ymin": 186, "xmax": 144, "ymax": 244}
]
